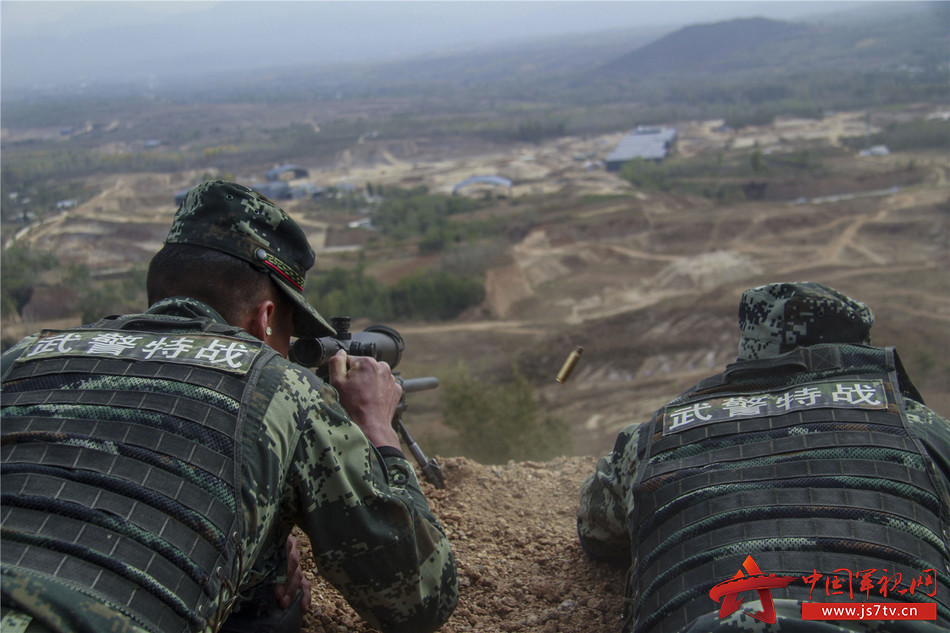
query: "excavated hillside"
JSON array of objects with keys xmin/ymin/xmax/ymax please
[{"xmin": 3, "ymin": 108, "xmax": 947, "ymax": 633}]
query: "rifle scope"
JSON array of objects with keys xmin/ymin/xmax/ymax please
[{"xmin": 288, "ymin": 317, "xmax": 405, "ymax": 371}]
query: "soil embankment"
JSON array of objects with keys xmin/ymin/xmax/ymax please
[{"xmin": 299, "ymin": 456, "xmax": 627, "ymax": 633}]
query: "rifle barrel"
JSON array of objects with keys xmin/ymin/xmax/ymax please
[{"xmin": 400, "ymin": 377, "xmax": 439, "ymax": 393}]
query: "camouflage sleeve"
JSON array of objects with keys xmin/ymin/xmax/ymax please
[
  {"xmin": 243, "ymin": 360, "xmax": 457, "ymax": 633},
  {"xmin": 577, "ymin": 423, "xmax": 642, "ymax": 564},
  {"xmin": 904, "ymin": 398, "xmax": 950, "ymax": 488}
]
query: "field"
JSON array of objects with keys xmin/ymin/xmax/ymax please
[
  {"xmin": 6, "ymin": 106, "xmax": 947, "ymax": 451},
  {"xmin": 2, "ymin": 104, "xmax": 948, "ymax": 633},
  {"xmin": 301, "ymin": 110, "xmax": 949, "ymax": 632}
]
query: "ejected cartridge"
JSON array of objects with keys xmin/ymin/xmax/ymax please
[{"xmin": 556, "ymin": 346, "xmax": 584, "ymax": 383}]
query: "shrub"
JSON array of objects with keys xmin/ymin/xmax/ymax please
[
  {"xmin": 619, "ymin": 158, "xmax": 672, "ymax": 192},
  {"xmin": 438, "ymin": 361, "xmax": 573, "ymax": 464},
  {"xmin": 842, "ymin": 117, "xmax": 950, "ymax": 152},
  {"xmin": 0, "ymin": 244, "xmax": 59, "ymax": 318},
  {"xmin": 306, "ymin": 265, "xmax": 483, "ymax": 322},
  {"xmin": 390, "ymin": 271, "xmax": 484, "ymax": 321},
  {"xmin": 371, "ymin": 188, "xmax": 480, "ymax": 240}
]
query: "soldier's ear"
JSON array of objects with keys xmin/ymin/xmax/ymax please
[{"xmin": 242, "ymin": 300, "xmax": 276, "ymax": 343}]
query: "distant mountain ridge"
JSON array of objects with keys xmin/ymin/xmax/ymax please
[
  {"xmin": 3, "ymin": 2, "xmax": 944, "ymax": 112},
  {"xmin": 230, "ymin": 4, "xmax": 946, "ymax": 104},
  {"xmin": 595, "ymin": 5, "xmax": 947, "ymax": 80},
  {"xmin": 599, "ymin": 17, "xmax": 808, "ymax": 76}
]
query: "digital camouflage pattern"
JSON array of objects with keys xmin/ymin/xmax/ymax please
[
  {"xmin": 0, "ymin": 578, "xmax": 150, "ymax": 633},
  {"xmin": 579, "ymin": 363, "xmax": 950, "ymax": 633},
  {"xmin": 1, "ymin": 298, "xmax": 458, "ymax": 633},
  {"xmin": 165, "ymin": 180, "xmax": 335, "ymax": 338},
  {"xmin": 737, "ymin": 282, "xmax": 873, "ymax": 360},
  {"xmin": 578, "ymin": 283, "xmax": 950, "ymax": 633}
]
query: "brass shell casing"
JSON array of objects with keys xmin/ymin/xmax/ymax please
[{"xmin": 556, "ymin": 347, "xmax": 584, "ymax": 383}]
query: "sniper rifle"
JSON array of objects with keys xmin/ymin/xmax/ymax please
[{"xmin": 289, "ymin": 317, "xmax": 445, "ymax": 489}]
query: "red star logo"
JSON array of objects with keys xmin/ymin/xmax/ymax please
[{"xmin": 708, "ymin": 555, "xmax": 797, "ymax": 623}]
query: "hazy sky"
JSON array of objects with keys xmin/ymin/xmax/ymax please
[{"xmin": 1, "ymin": 1, "xmax": 885, "ymax": 91}]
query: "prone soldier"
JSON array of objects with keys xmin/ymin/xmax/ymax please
[
  {"xmin": 578, "ymin": 282, "xmax": 950, "ymax": 632},
  {"xmin": 0, "ymin": 180, "xmax": 458, "ymax": 633}
]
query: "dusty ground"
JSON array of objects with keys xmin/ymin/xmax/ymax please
[
  {"xmin": 2, "ymin": 107, "xmax": 948, "ymax": 632},
  {"xmin": 298, "ymin": 456, "xmax": 626, "ymax": 633},
  {"xmin": 4, "ymin": 108, "xmax": 948, "ymax": 443}
]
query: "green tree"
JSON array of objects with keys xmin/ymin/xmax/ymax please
[
  {"xmin": 77, "ymin": 268, "xmax": 146, "ymax": 324},
  {"xmin": 842, "ymin": 118, "xmax": 949, "ymax": 152},
  {"xmin": 750, "ymin": 149, "xmax": 765, "ymax": 174},
  {"xmin": 439, "ymin": 361, "xmax": 572, "ymax": 464},
  {"xmin": 619, "ymin": 158, "xmax": 671, "ymax": 191},
  {"xmin": 306, "ymin": 265, "xmax": 485, "ymax": 323},
  {"xmin": 306, "ymin": 264, "xmax": 392, "ymax": 321},
  {"xmin": 370, "ymin": 187, "xmax": 479, "ymax": 240},
  {"xmin": 390, "ymin": 271, "xmax": 484, "ymax": 321},
  {"xmin": 0, "ymin": 244, "xmax": 59, "ymax": 318}
]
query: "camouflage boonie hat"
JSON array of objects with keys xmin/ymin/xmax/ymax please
[
  {"xmin": 165, "ymin": 180, "xmax": 335, "ymax": 337},
  {"xmin": 737, "ymin": 281, "xmax": 873, "ymax": 360}
]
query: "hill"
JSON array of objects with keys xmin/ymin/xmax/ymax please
[
  {"xmin": 599, "ymin": 17, "xmax": 808, "ymax": 76},
  {"xmin": 2, "ymin": 72, "xmax": 947, "ymax": 633},
  {"xmin": 4, "ymin": 3, "xmax": 946, "ymax": 116},
  {"xmin": 597, "ymin": 6, "xmax": 948, "ymax": 79},
  {"xmin": 1, "ymin": 6, "xmax": 947, "ymax": 633},
  {"xmin": 5, "ymin": 107, "xmax": 947, "ymax": 458}
]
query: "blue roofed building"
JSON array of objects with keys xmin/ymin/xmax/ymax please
[{"xmin": 605, "ymin": 126, "xmax": 677, "ymax": 171}]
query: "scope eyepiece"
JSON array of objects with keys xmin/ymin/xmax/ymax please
[{"xmin": 288, "ymin": 337, "xmax": 326, "ymax": 368}]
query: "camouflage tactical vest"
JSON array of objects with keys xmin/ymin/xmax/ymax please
[
  {"xmin": 1, "ymin": 313, "xmax": 277, "ymax": 633},
  {"xmin": 627, "ymin": 344, "xmax": 950, "ymax": 633}
]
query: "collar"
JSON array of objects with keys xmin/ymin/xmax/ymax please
[{"xmin": 146, "ymin": 297, "xmax": 229, "ymax": 324}]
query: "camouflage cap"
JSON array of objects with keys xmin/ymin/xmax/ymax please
[
  {"xmin": 165, "ymin": 180, "xmax": 335, "ymax": 337},
  {"xmin": 737, "ymin": 281, "xmax": 873, "ymax": 360}
]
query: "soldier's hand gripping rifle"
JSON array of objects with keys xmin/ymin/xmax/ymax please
[{"xmin": 289, "ymin": 316, "xmax": 446, "ymax": 489}]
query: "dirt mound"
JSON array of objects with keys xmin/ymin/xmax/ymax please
[{"xmin": 299, "ymin": 456, "xmax": 626, "ymax": 633}]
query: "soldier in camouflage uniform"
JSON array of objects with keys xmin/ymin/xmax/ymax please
[
  {"xmin": 578, "ymin": 282, "xmax": 950, "ymax": 633},
  {"xmin": 0, "ymin": 181, "xmax": 458, "ymax": 633}
]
